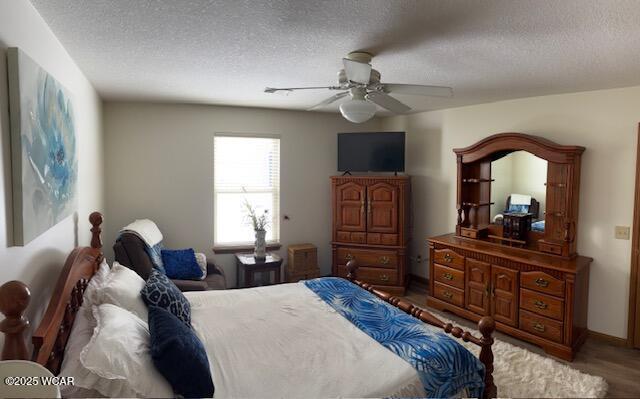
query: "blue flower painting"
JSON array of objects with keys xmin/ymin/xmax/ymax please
[{"xmin": 8, "ymin": 48, "xmax": 77, "ymax": 245}]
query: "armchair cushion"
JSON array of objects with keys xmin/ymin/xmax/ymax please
[{"xmin": 161, "ymin": 248, "xmax": 203, "ymax": 280}]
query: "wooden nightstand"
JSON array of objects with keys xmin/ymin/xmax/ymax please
[
  {"xmin": 235, "ymin": 253, "xmax": 283, "ymax": 288},
  {"xmin": 286, "ymin": 244, "xmax": 320, "ymax": 282}
]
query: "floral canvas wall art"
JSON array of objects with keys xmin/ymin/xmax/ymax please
[{"xmin": 7, "ymin": 48, "xmax": 77, "ymax": 245}]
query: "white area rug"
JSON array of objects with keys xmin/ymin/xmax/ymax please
[{"xmin": 435, "ymin": 314, "xmax": 608, "ymax": 398}]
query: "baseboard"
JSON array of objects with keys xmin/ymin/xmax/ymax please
[
  {"xmin": 587, "ymin": 329, "xmax": 628, "ymax": 347},
  {"xmin": 409, "ymin": 274, "xmax": 429, "ymax": 286}
]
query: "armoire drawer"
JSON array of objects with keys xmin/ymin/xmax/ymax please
[
  {"xmin": 433, "ymin": 282, "xmax": 464, "ymax": 307},
  {"xmin": 336, "ymin": 247, "xmax": 398, "ymax": 269},
  {"xmin": 520, "ymin": 288, "xmax": 564, "ymax": 321},
  {"xmin": 433, "ymin": 263, "xmax": 465, "ymax": 289},
  {"xmin": 432, "ymin": 248, "xmax": 464, "ymax": 270},
  {"xmin": 521, "ymin": 271, "xmax": 565, "ymax": 298},
  {"xmin": 336, "ymin": 265, "xmax": 397, "ymax": 285}
]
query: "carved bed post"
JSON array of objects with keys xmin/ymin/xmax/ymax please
[
  {"xmin": 89, "ymin": 211, "xmax": 103, "ymax": 250},
  {"xmin": 0, "ymin": 281, "xmax": 31, "ymax": 360},
  {"xmin": 346, "ymin": 259, "xmax": 359, "ymax": 281},
  {"xmin": 478, "ymin": 316, "xmax": 497, "ymax": 399}
]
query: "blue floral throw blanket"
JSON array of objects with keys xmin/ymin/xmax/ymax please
[{"xmin": 304, "ymin": 278, "xmax": 485, "ymax": 398}]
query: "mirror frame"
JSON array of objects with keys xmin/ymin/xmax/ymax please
[{"xmin": 453, "ymin": 133, "xmax": 585, "ymax": 257}]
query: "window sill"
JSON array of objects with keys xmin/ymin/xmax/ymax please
[{"xmin": 212, "ymin": 243, "xmax": 282, "ymax": 254}]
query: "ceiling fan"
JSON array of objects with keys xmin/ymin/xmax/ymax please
[{"xmin": 264, "ymin": 51, "xmax": 453, "ymax": 123}]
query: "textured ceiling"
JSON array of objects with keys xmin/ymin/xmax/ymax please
[{"xmin": 29, "ymin": 0, "xmax": 640, "ymax": 113}]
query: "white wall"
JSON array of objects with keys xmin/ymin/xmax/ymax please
[
  {"xmin": 381, "ymin": 85, "xmax": 640, "ymax": 338},
  {"xmin": 0, "ymin": 0, "xmax": 104, "ymax": 347},
  {"xmin": 103, "ymin": 102, "xmax": 381, "ymax": 286}
]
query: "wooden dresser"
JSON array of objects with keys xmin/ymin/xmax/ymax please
[
  {"xmin": 428, "ymin": 234, "xmax": 591, "ymax": 361},
  {"xmin": 331, "ymin": 175, "xmax": 411, "ymax": 295},
  {"xmin": 428, "ymin": 133, "xmax": 592, "ymax": 361}
]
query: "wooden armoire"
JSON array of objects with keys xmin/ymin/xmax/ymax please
[
  {"xmin": 427, "ymin": 133, "xmax": 592, "ymax": 361},
  {"xmin": 332, "ymin": 175, "xmax": 411, "ymax": 295}
]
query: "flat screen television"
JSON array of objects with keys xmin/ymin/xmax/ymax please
[{"xmin": 337, "ymin": 132, "xmax": 405, "ymax": 172}]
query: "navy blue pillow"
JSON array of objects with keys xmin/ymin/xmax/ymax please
[
  {"xmin": 161, "ymin": 248, "xmax": 203, "ymax": 280},
  {"xmin": 141, "ymin": 268, "xmax": 191, "ymax": 326},
  {"xmin": 148, "ymin": 306, "xmax": 214, "ymax": 398}
]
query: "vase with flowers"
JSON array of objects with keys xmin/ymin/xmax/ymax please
[{"xmin": 243, "ymin": 199, "xmax": 269, "ymax": 261}]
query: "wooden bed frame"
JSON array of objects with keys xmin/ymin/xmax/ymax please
[{"xmin": 0, "ymin": 212, "xmax": 497, "ymax": 399}]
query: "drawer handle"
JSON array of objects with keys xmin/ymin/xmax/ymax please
[
  {"xmin": 345, "ymin": 253, "xmax": 354, "ymax": 261},
  {"xmin": 380, "ymin": 274, "xmax": 389, "ymax": 282},
  {"xmin": 535, "ymin": 278, "xmax": 549, "ymax": 288},
  {"xmin": 533, "ymin": 323, "xmax": 545, "ymax": 332},
  {"xmin": 534, "ymin": 300, "xmax": 548, "ymax": 310},
  {"xmin": 442, "ymin": 272, "xmax": 454, "ymax": 281},
  {"xmin": 443, "ymin": 253, "xmax": 453, "ymax": 263},
  {"xmin": 380, "ymin": 256, "xmax": 390, "ymax": 265},
  {"xmin": 443, "ymin": 291, "xmax": 453, "ymax": 299}
]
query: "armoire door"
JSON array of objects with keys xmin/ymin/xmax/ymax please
[
  {"xmin": 466, "ymin": 259, "xmax": 490, "ymax": 316},
  {"xmin": 491, "ymin": 265, "xmax": 519, "ymax": 326},
  {"xmin": 366, "ymin": 182, "xmax": 398, "ymax": 234},
  {"xmin": 335, "ymin": 182, "xmax": 366, "ymax": 232}
]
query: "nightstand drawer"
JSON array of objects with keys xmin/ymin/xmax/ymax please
[{"xmin": 433, "ymin": 263, "xmax": 465, "ymax": 289}]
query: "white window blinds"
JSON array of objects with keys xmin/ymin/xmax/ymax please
[{"xmin": 214, "ymin": 134, "xmax": 280, "ymax": 245}]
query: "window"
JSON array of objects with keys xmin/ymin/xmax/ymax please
[{"xmin": 214, "ymin": 134, "xmax": 280, "ymax": 246}]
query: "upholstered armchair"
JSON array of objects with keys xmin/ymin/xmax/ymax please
[{"xmin": 114, "ymin": 232, "xmax": 226, "ymax": 291}]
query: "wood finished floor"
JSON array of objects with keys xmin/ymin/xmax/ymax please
[{"xmin": 402, "ymin": 282, "xmax": 640, "ymax": 398}]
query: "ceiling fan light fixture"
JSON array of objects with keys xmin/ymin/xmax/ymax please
[{"xmin": 339, "ymin": 98, "xmax": 376, "ymax": 123}]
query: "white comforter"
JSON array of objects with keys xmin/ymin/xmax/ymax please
[{"xmin": 185, "ymin": 282, "xmax": 425, "ymax": 398}]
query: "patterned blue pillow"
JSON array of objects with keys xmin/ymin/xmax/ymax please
[
  {"xmin": 141, "ymin": 269, "xmax": 191, "ymax": 326},
  {"xmin": 161, "ymin": 248, "xmax": 203, "ymax": 280},
  {"xmin": 148, "ymin": 306, "xmax": 214, "ymax": 398}
]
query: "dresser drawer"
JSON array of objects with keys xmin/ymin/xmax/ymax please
[
  {"xmin": 336, "ymin": 265, "xmax": 397, "ymax": 285},
  {"xmin": 433, "ymin": 248, "xmax": 464, "ymax": 270},
  {"xmin": 336, "ymin": 247, "xmax": 397, "ymax": 269},
  {"xmin": 521, "ymin": 271, "xmax": 565, "ymax": 298},
  {"xmin": 433, "ymin": 282, "xmax": 464, "ymax": 307},
  {"xmin": 520, "ymin": 288, "xmax": 564, "ymax": 321},
  {"xmin": 433, "ymin": 263, "xmax": 465, "ymax": 289},
  {"xmin": 520, "ymin": 309, "xmax": 563, "ymax": 343}
]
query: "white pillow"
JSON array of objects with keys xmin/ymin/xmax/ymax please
[
  {"xmin": 195, "ymin": 252, "xmax": 208, "ymax": 280},
  {"xmin": 79, "ymin": 304, "xmax": 173, "ymax": 398},
  {"xmin": 98, "ymin": 262, "xmax": 148, "ymax": 321}
]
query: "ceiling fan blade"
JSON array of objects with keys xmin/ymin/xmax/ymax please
[
  {"xmin": 307, "ymin": 92, "xmax": 349, "ymax": 110},
  {"xmin": 366, "ymin": 91, "xmax": 411, "ymax": 114},
  {"xmin": 265, "ymin": 86, "xmax": 342, "ymax": 93},
  {"xmin": 342, "ymin": 58, "xmax": 372, "ymax": 84},
  {"xmin": 382, "ymin": 83, "xmax": 453, "ymax": 97}
]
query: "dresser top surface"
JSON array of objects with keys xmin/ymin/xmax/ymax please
[{"xmin": 428, "ymin": 233, "xmax": 592, "ymax": 273}]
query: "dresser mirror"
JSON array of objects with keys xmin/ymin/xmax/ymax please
[
  {"xmin": 454, "ymin": 133, "xmax": 584, "ymax": 257},
  {"xmin": 490, "ymin": 150, "xmax": 548, "ymax": 237}
]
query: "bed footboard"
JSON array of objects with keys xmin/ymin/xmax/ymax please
[{"xmin": 346, "ymin": 260, "xmax": 497, "ymax": 399}]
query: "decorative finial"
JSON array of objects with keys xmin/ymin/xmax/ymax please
[
  {"xmin": 89, "ymin": 212, "xmax": 103, "ymax": 249},
  {"xmin": 0, "ymin": 281, "xmax": 31, "ymax": 360}
]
